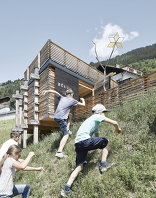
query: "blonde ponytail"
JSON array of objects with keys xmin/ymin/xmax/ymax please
[
  {"xmin": 0, "ymin": 145, "xmax": 22, "ymax": 175},
  {"xmin": 0, "ymin": 154, "xmax": 8, "ymax": 175}
]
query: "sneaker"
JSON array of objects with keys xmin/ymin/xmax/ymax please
[
  {"xmin": 99, "ymin": 162, "xmax": 116, "ymax": 174},
  {"xmin": 60, "ymin": 189, "xmax": 70, "ymax": 197},
  {"xmin": 68, "ymin": 130, "xmax": 72, "ymax": 135},
  {"xmin": 55, "ymin": 152, "xmax": 68, "ymax": 158}
]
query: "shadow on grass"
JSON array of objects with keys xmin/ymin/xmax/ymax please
[
  {"xmin": 148, "ymin": 117, "xmax": 156, "ymax": 134},
  {"xmin": 81, "ymin": 151, "xmax": 100, "ymax": 176},
  {"xmin": 26, "ymin": 133, "xmax": 52, "ymax": 146},
  {"xmin": 49, "ymin": 133, "xmax": 62, "ymax": 152},
  {"xmin": 24, "ymin": 131, "xmax": 59, "ymax": 147},
  {"xmin": 27, "ymin": 135, "xmax": 33, "ymax": 146}
]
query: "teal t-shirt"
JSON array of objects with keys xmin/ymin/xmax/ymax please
[{"xmin": 75, "ymin": 114, "xmax": 106, "ymax": 143}]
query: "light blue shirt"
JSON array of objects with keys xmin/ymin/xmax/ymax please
[{"xmin": 75, "ymin": 114, "xmax": 106, "ymax": 143}]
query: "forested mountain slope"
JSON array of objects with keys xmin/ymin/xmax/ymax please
[{"xmin": 91, "ymin": 43, "xmax": 156, "ymax": 74}]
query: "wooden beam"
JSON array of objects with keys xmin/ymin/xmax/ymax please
[{"xmin": 79, "ymin": 83, "xmax": 94, "ymax": 91}]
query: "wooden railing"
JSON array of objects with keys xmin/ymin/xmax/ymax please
[
  {"xmin": 74, "ymin": 72, "xmax": 156, "ymax": 119},
  {"xmin": 24, "ymin": 40, "xmax": 104, "ymax": 84}
]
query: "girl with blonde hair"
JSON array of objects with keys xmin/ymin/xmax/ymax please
[{"xmin": 0, "ymin": 145, "xmax": 44, "ymax": 198}]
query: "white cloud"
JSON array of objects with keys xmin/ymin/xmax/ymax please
[{"xmin": 90, "ymin": 23, "xmax": 139, "ymax": 60}]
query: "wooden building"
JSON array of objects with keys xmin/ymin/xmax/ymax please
[{"xmin": 16, "ymin": 40, "xmax": 104, "ymax": 147}]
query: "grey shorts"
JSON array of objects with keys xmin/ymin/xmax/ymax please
[{"xmin": 54, "ymin": 118, "xmax": 69, "ymax": 135}]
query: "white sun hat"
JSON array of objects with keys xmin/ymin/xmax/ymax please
[{"xmin": 92, "ymin": 104, "xmax": 108, "ymax": 113}]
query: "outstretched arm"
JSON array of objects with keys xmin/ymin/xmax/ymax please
[
  {"xmin": 12, "ymin": 152, "xmax": 35, "ymax": 170},
  {"xmin": 42, "ymin": 89, "xmax": 61, "ymax": 96},
  {"xmin": 104, "ymin": 117, "xmax": 122, "ymax": 134},
  {"xmin": 77, "ymin": 98, "xmax": 85, "ymax": 106},
  {"xmin": 24, "ymin": 166, "xmax": 44, "ymax": 171}
]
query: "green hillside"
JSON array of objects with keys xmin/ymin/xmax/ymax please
[
  {"xmin": 0, "ymin": 92, "xmax": 156, "ymax": 198},
  {"xmin": 130, "ymin": 58, "xmax": 156, "ymax": 74},
  {"xmin": 0, "ymin": 79, "xmax": 22, "ymax": 109},
  {"xmin": 91, "ymin": 43, "xmax": 156, "ymax": 74}
]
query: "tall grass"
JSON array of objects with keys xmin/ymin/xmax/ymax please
[
  {"xmin": 0, "ymin": 92, "xmax": 156, "ymax": 198},
  {"xmin": 0, "ymin": 119, "xmax": 15, "ymax": 145}
]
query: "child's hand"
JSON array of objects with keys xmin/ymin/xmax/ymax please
[
  {"xmin": 80, "ymin": 98, "xmax": 85, "ymax": 101},
  {"xmin": 28, "ymin": 152, "xmax": 35, "ymax": 158},
  {"xmin": 37, "ymin": 167, "xmax": 45, "ymax": 171},
  {"xmin": 116, "ymin": 128, "xmax": 122, "ymax": 134},
  {"xmin": 42, "ymin": 90, "xmax": 47, "ymax": 95}
]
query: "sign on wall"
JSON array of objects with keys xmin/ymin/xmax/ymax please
[{"xmin": 55, "ymin": 68, "xmax": 79, "ymax": 108}]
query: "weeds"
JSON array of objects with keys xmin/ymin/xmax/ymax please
[{"xmin": 0, "ymin": 92, "xmax": 156, "ymax": 197}]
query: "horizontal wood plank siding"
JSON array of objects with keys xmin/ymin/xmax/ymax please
[
  {"xmin": 39, "ymin": 66, "xmax": 55, "ymax": 120},
  {"xmin": 24, "ymin": 40, "xmax": 104, "ymax": 84},
  {"xmin": 74, "ymin": 72, "xmax": 156, "ymax": 119},
  {"xmin": 48, "ymin": 41, "xmax": 104, "ymax": 83}
]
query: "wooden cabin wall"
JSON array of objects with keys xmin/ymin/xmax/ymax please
[
  {"xmin": 47, "ymin": 67, "xmax": 55, "ymax": 116},
  {"xmin": 74, "ymin": 96, "xmax": 93, "ymax": 119},
  {"xmin": 54, "ymin": 68, "xmax": 79, "ymax": 118},
  {"xmin": 27, "ymin": 64, "xmax": 79, "ymax": 124},
  {"xmin": 39, "ymin": 66, "xmax": 55, "ymax": 120},
  {"xmin": 49, "ymin": 40, "xmax": 104, "ymax": 83},
  {"xmin": 24, "ymin": 40, "xmax": 104, "ymax": 83},
  {"xmin": 55, "ymin": 68, "xmax": 79, "ymax": 99}
]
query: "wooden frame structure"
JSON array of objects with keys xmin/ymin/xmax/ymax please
[
  {"xmin": 13, "ymin": 40, "xmax": 156, "ymax": 148},
  {"xmin": 13, "ymin": 40, "xmax": 104, "ymax": 147},
  {"xmin": 74, "ymin": 71, "xmax": 156, "ymax": 119}
]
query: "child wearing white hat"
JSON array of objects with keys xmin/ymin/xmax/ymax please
[{"xmin": 61, "ymin": 104, "xmax": 122, "ymax": 197}]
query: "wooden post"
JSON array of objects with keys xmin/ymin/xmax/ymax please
[
  {"xmin": 12, "ymin": 90, "xmax": 22, "ymax": 126},
  {"xmin": 91, "ymin": 88, "xmax": 95, "ymax": 112},
  {"xmin": 30, "ymin": 68, "xmax": 40, "ymax": 144},
  {"xmin": 34, "ymin": 125, "xmax": 39, "ymax": 144},
  {"xmin": 12, "ymin": 90, "xmax": 23, "ymax": 145},
  {"xmin": 144, "ymin": 76, "xmax": 148, "ymax": 94},
  {"xmin": 38, "ymin": 52, "xmax": 40, "ymax": 68},
  {"xmin": 20, "ymin": 81, "xmax": 28, "ymax": 148},
  {"xmin": 19, "ymin": 99, "xmax": 23, "ymax": 126},
  {"xmin": 92, "ymin": 89, "xmax": 95, "ymax": 97},
  {"xmin": 15, "ymin": 97, "xmax": 19, "ymax": 126}
]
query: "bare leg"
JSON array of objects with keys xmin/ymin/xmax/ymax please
[
  {"xmin": 57, "ymin": 134, "xmax": 69, "ymax": 152},
  {"xmin": 101, "ymin": 144, "xmax": 109, "ymax": 161},
  {"xmin": 66, "ymin": 165, "xmax": 83, "ymax": 186},
  {"xmin": 67, "ymin": 113, "xmax": 72, "ymax": 131},
  {"xmin": 67, "ymin": 122, "xmax": 70, "ymax": 131}
]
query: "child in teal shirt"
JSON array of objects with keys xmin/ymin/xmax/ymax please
[{"xmin": 61, "ymin": 104, "xmax": 122, "ymax": 197}]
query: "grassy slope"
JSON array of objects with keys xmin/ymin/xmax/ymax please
[
  {"xmin": 0, "ymin": 119, "xmax": 15, "ymax": 145},
  {"xmin": 0, "ymin": 93, "xmax": 156, "ymax": 198}
]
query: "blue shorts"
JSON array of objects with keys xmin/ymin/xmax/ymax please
[
  {"xmin": 75, "ymin": 137, "xmax": 108, "ymax": 167},
  {"xmin": 54, "ymin": 118, "xmax": 69, "ymax": 135}
]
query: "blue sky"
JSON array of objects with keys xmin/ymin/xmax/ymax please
[{"xmin": 0, "ymin": 0, "xmax": 156, "ymax": 83}]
